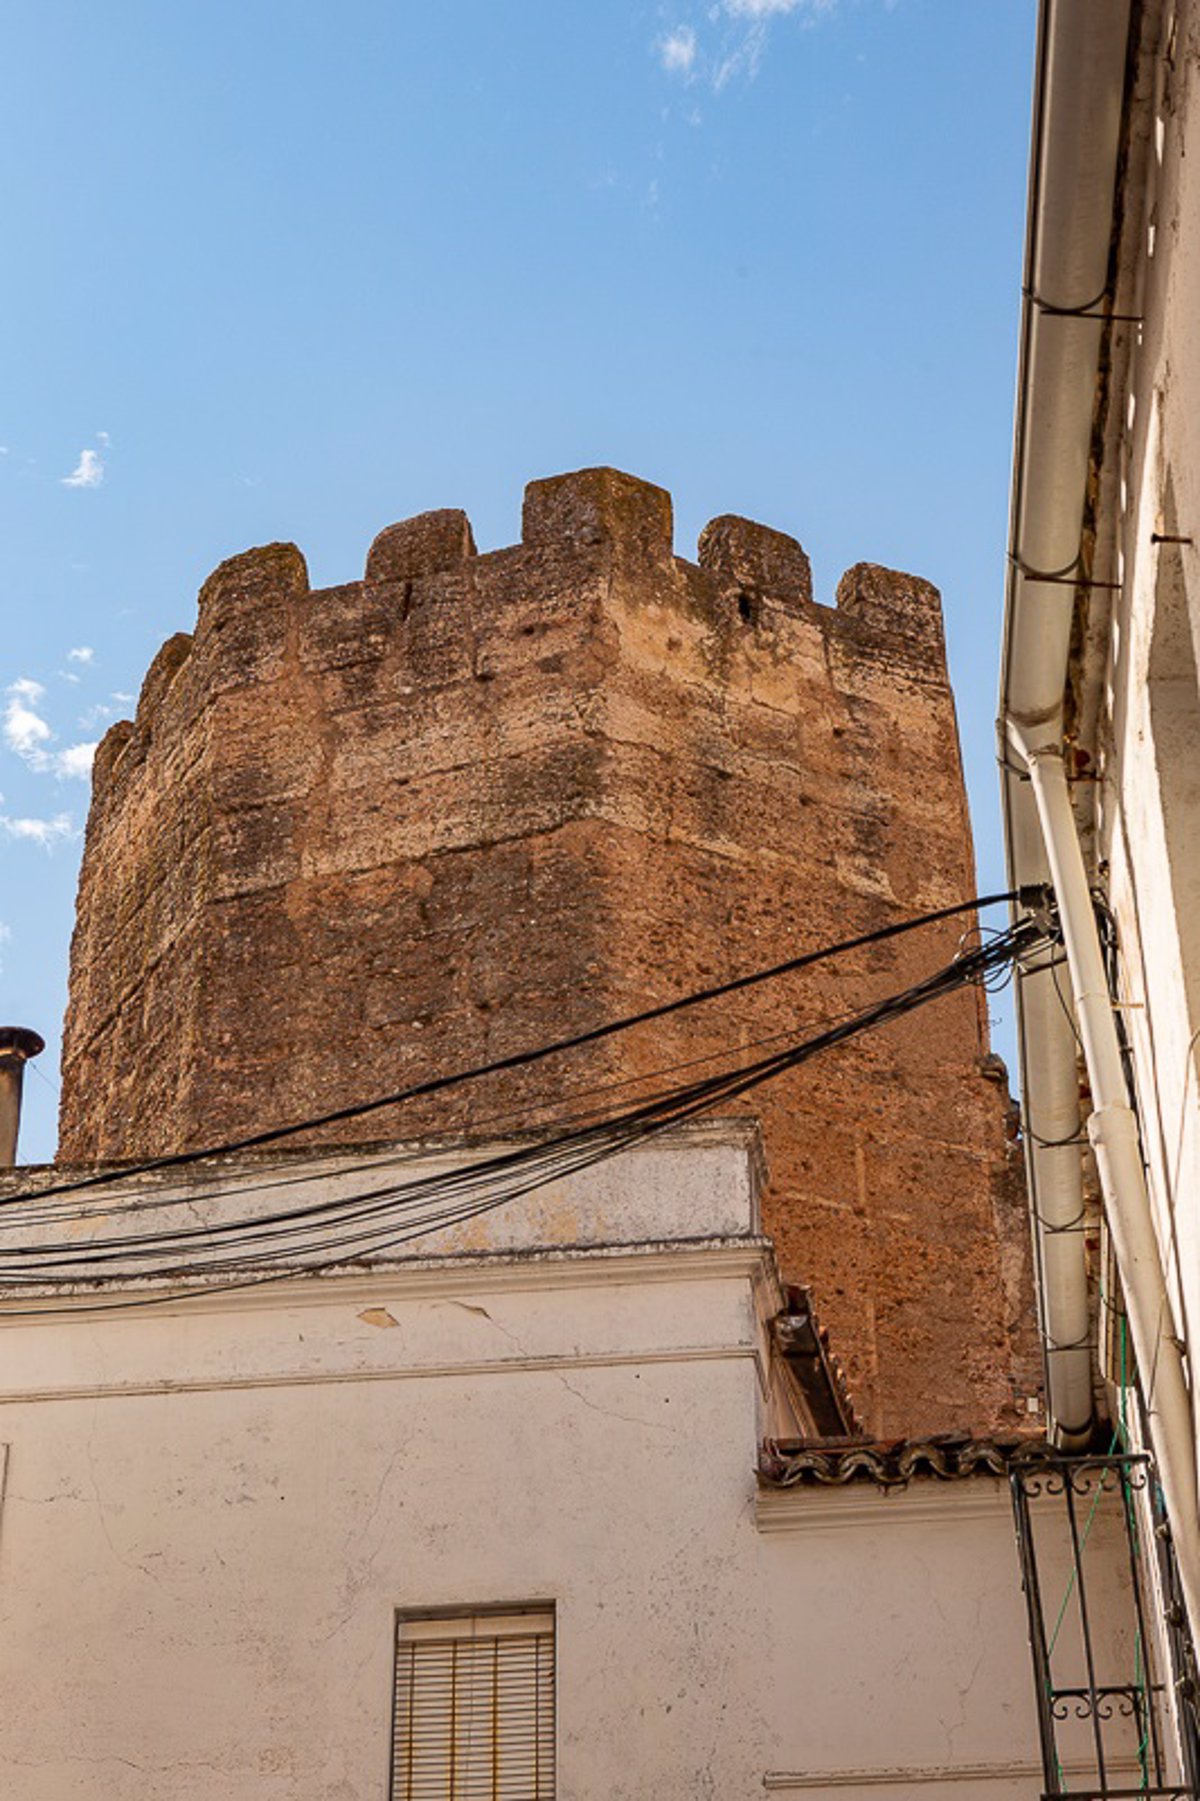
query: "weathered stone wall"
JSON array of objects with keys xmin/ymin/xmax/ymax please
[{"xmin": 58, "ymin": 467, "xmax": 1036, "ymax": 1436}]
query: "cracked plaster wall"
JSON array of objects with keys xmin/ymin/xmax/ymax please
[{"xmin": 0, "ymin": 1135, "xmax": 1128, "ymax": 1801}]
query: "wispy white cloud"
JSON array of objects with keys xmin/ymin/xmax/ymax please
[
  {"xmin": 61, "ymin": 447, "xmax": 104, "ymax": 489},
  {"xmin": 713, "ymin": 34, "xmax": 761, "ymax": 88},
  {"xmin": 78, "ymin": 701, "xmax": 114, "ymax": 731},
  {"xmin": 653, "ymin": 0, "xmax": 839, "ymax": 91},
  {"xmin": 0, "ymin": 921, "xmax": 10, "ymax": 973},
  {"xmin": 3, "ymin": 678, "xmax": 98, "ymax": 780},
  {"xmin": 67, "ymin": 646, "xmax": 94, "ymax": 665},
  {"xmin": 659, "ymin": 25, "xmax": 697, "ymax": 75},
  {"xmin": 0, "ymin": 813, "xmax": 75, "ymax": 849},
  {"xmin": 4, "ymin": 680, "xmax": 52, "ymax": 761},
  {"xmin": 54, "ymin": 742, "xmax": 97, "ymax": 781},
  {"xmin": 724, "ymin": 0, "xmax": 836, "ymax": 15}
]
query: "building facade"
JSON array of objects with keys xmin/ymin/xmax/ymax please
[
  {"xmin": 0, "ymin": 1126, "xmax": 1138, "ymax": 1799},
  {"xmin": 1001, "ymin": 0, "xmax": 1200, "ymax": 1784},
  {"xmin": 7, "ymin": 13, "xmax": 1197, "ymax": 1774}
]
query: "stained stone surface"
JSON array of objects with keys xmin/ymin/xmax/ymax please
[{"xmin": 58, "ymin": 466, "xmax": 1037, "ymax": 1437}]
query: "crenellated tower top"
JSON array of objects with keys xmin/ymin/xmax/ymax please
[{"xmin": 59, "ymin": 467, "xmax": 1033, "ymax": 1438}]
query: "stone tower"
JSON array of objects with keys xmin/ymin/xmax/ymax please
[{"xmin": 58, "ymin": 467, "xmax": 1033, "ymax": 1438}]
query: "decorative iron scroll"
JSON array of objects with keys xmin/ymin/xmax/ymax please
[{"xmin": 1010, "ymin": 1454, "xmax": 1200, "ymax": 1799}]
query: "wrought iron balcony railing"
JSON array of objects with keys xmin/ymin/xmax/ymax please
[{"xmin": 1011, "ymin": 1454, "xmax": 1200, "ymax": 1800}]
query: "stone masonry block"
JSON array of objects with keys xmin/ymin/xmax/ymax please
[
  {"xmin": 91, "ymin": 719, "xmax": 135, "ymax": 799},
  {"xmin": 697, "ymin": 515, "xmax": 813, "ymax": 608},
  {"xmin": 191, "ymin": 541, "xmax": 309, "ymax": 696},
  {"xmin": 197, "ymin": 541, "xmax": 309, "ymax": 628},
  {"xmin": 836, "ymin": 561, "xmax": 946, "ymax": 664},
  {"xmin": 135, "ymin": 632, "xmax": 194, "ymax": 733},
  {"xmin": 522, "ymin": 467, "xmax": 673, "ymax": 568},
  {"xmin": 365, "ymin": 509, "xmax": 477, "ymax": 585}
]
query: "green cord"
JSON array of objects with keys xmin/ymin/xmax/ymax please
[
  {"xmin": 1046, "ymin": 1406, "xmax": 1121, "ymax": 1661},
  {"xmin": 1113, "ymin": 1317, "xmax": 1153, "ymax": 1792},
  {"xmin": 1043, "ymin": 1423, "xmax": 1118, "ymax": 1793},
  {"xmin": 1042, "ymin": 1312, "xmax": 1154, "ymax": 1792}
]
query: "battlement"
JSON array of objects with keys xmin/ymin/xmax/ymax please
[
  {"xmin": 93, "ymin": 467, "xmax": 948, "ymax": 815},
  {"xmin": 60, "ymin": 467, "xmax": 1033, "ymax": 1440}
]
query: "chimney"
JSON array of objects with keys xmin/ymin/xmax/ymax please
[{"xmin": 0, "ymin": 1028, "xmax": 45, "ymax": 1168}]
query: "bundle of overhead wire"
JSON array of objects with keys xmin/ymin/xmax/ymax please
[{"xmin": 0, "ymin": 897, "xmax": 1055, "ymax": 1316}]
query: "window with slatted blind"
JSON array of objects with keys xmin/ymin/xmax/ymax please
[{"xmin": 391, "ymin": 1608, "xmax": 556, "ymax": 1801}]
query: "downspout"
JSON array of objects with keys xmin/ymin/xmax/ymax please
[
  {"xmin": 1000, "ymin": 0, "xmax": 1131, "ymax": 1451},
  {"xmin": 1010, "ymin": 727, "xmax": 1200, "ymax": 1639},
  {"xmin": 1015, "ymin": 944, "xmax": 1094, "ymax": 1445},
  {"xmin": 1002, "ymin": 0, "xmax": 1200, "ymax": 1634}
]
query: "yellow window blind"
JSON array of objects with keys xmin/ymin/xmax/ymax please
[{"xmin": 392, "ymin": 1609, "xmax": 555, "ymax": 1801}]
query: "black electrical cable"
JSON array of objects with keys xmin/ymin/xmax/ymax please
[
  {"xmin": 18, "ymin": 885, "xmax": 1044, "ymax": 1206},
  {"xmin": 1, "ymin": 918, "xmax": 1049, "ymax": 1277},
  {"xmin": 0, "ymin": 1005, "xmax": 871, "ymax": 1231},
  {"xmin": 0, "ymin": 916, "xmax": 1052, "ymax": 1312},
  {"xmin": 0, "ymin": 950, "xmax": 1047, "ymax": 1312},
  {"xmin": 0, "ymin": 917, "xmax": 1045, "ymax": 1269}
]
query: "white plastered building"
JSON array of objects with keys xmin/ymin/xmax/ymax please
[
  {"xmin": 0, "ymin": 1121, "xmax": 1143, "ymax": 1799},
  {"xmin": 1000, "ymin": 0, "xmax": 1200, "ymax": 1786}
]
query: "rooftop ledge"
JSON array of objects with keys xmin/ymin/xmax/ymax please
[{"xmin": 0, "ymin": 1117, "xmax": 768, "ymax": 1281}]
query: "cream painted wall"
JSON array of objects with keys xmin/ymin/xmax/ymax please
[
  {"xmin": 0, "ymin": 1127, "xmax": 1136, "ymax": 1799},
  {"xmin": 757, "ymin": 1483, "xmax": 1138, "ymax": 1800},
  {"xmin": 1098, "ymin": 0, "xmax": 1200, "ymax": 1441}
]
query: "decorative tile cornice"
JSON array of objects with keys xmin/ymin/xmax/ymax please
[{"xmin": 760, "ymin": 1432, "xmax": 1054, "ymax": 1490}]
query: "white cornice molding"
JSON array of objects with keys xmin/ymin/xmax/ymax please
[
  {"xmin": 0, "ymin": 1237, "xmax": 774, "ymax": 1327},
  {"xmin": 5, "ymin": 1116, "xmax": 768, "ymax": 1203},
  {"xmin": 0, "ymin": 1341, "xmax": 764, "ymax": 1409},
  {"xmin": 764, "ymin": 1757, "xmax": 1142, "ymax": 1789},
  {"xmin": 756, "ymin": 1477, "xmax": 1015, "ymax": 1533}
]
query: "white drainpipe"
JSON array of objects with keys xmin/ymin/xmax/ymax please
[
  {"xmin": 1012, "ymin": 727, "xmax": 1200, "ymax": 1636},
  {"xmin": 1003, "ymin": 0, "xmax": 1200, "ymax": 1640},
  {"xmin": 1016, "ymin": 942, "xmax": 1094, "ymax": 1445},
  {"xmin": 1000, "ymin": 0, "xmax": 1132, "ymax": 1453}
]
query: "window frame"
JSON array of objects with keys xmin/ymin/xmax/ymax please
[{"xmin": 388, "ymin": 1602, "xmax": 557, "ymax": 1801}]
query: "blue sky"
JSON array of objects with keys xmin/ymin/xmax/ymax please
[{"xmin": 1, "ymin": 0, "xmax": 1036, "ymax": 1163}]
